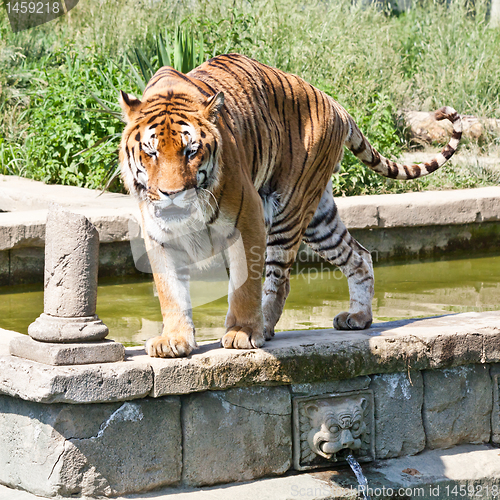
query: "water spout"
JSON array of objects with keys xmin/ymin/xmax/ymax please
[{"xmin": 346, "ymin": 454, "xmax": 371, "ymax": 500}]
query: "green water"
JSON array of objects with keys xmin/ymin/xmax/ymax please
[{"xmin": 1, "ymin": 254, "xmax": 500, "ymax": 346}]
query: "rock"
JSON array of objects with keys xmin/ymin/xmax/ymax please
[
  {"xmin": 402, "ymin": 110, "xmax": 500, "ymax": 144},
  {"xmin": 0, "ymin": 350, "xmax": 153, "ymax": 404}
]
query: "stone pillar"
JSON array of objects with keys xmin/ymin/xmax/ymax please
[{"xmin": 9, "ymin": 205, "xmax": 124, "ymax": 365}]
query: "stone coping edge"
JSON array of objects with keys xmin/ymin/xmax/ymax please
[
  {"xmin": 1, "ymin": 311, "xmax": 500, "ymax": 404},
  {"xmin": 1, "ymin": 184, "xmax": 500, "ymax": 251}
]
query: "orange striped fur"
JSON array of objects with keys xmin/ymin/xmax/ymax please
[{"xmin": 119, "ymin": 53, "xmax": 462, "ymax": 358}]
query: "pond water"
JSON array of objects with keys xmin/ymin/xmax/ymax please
[{"xmin": 1, "ymin": 253, "xmax": 500, "ymax": 346}]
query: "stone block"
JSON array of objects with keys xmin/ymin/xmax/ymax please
[
  {"xmin": 291, "ymin": 376, "xmax": 371, "ymax": 396},
  {"xmin": 0, "ymin": 352, "xmax": 153, "ymax": 404},
  {"xmin": 422, "ymin": 365, "xmax": 492, "ymax": 449},
  {"xmin": 370, "ymin": 371, "xmax": 425, "ymax": 459},
  {"xmin": 336, "ymin": 198, "xmax": 379, "ymax": 229},
  {"xmin": 0, "ymin": 395, "xmax": 181, "ymax": 497},
  {"xmin": 9, "ymin": 335, "xmax": 124, "ymax": 365},
  {"xmin": 181, "ymin": 386, "xmax": 292, "ymax": 486}
]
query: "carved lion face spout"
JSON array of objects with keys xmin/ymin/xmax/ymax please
[{"xmin": 305, "ymin": 397, "xmax": 368, "ymax": 459}]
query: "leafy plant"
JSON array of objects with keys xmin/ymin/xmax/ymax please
[
  {"xmin": 332, "ymin": 94, "xmax": 406, "ymax": 196},
  {"xmin": 126, "ymin": 27, "xmax": 205, "ymax": 93}
]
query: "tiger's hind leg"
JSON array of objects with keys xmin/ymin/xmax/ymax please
[
  {"xmin": 262, "ymin": 244, "xmax": 296, "ymax": 339},
  {"xmin": 303, "ymin": 184, "xmax": 374, "ymax": 330}
]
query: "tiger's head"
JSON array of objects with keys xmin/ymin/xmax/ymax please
[{"xmin": 119, "ymin": 87, "xmax": 224, "ymax": 224}]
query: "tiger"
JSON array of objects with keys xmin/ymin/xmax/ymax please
[{"xmin": 119, "ymin": 53, "xmax": 462, "ymax": 358}]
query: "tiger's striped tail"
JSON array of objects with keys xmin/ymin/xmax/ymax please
[{"xmin": 345, "ymin": 106, "xmax": 462, "ymax": 180}]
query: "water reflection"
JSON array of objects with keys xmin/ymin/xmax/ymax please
[{"xmin": 1, "ymin": 254, "xmax": 500, "ymax": 346}]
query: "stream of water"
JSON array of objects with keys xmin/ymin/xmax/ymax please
[
  {"xmin": 1, "ymin": 253, "xmax": 500, "ymax": 345},
  {"xmin": 346, "ymin": 454, "xmax": 371, "ymax": 500}
]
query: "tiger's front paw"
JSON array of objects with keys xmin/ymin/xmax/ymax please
[
  {"xmin": 263, "ymin": 325, "xmax": 275, "ymax": 340},
  {"xmin": 333, "ymin": 311, "xmax": 372, "ymax": 330},
  {"xmin": 145, "ymin": 335, "xmax": 196, "ymax": 358},
  {"xmin": 221, "ymin": 326, "xmax": 265, "ymax": 349}
]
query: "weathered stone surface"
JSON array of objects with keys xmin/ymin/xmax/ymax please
[
  {"xmin": 28, "ymin": 313, "xmax": 109, "ymax": 344},
  {"xmin": 370, "ymin": 371, "xmax": 425, "ymax": 459},
  {"xmin": 98, "ymin": 241, "xmax": 140, "ymax": 278},
  {"xmin": 335, "ymin": 186, "xmax": 500, "ymax": 230},
  {"xmin": 492, "ymin": 365, "xmax": 500, "ymax": 444},
  {"xmin": 4, "ymin": 444, "xmax": 500, "ymax": 500},
  {"xmin": 402, "ymin": 109, "xmax": 500, "ymax": 143},
  {"xmin": 0, "ymin": 249, "xmax": 8, "ymax": 286},
  {"xmin": 182, "ymin": 386, "xmax": 292, "ymax": 486},
  {"xmin": 291, "ymin": 376, "xmax": 371, "ymax": 396},
  {"xmin": 351, "ymin": 222, "xmax": 500, "ymax": 262},
  {"xmin": 0, "ymin": 210, "xmax": 46, "ymax": 251},
  {"xmin": 0, "ymin": 350, "xmax": 153, "ymax": 404},
  {"xmin": 9, "ymin": 246, "xmax": 44, "ymax": 284},
  {"xmin": 145, "ymin": 312, "xmax": 500, "ymax": 397},
  {"xmin": 335, "ymin": 197, "xmax": 378, "ymax": 229},
  {"xmin": 0, "ymin": 395, "xmax": 181, "ymax": 497},
  {"xmin": 423, "ymin": 364, "xmax": 492, "ymax": 449},
  {"xmin": 42, "ymin": 206, "xmax": 100, "ymax": 319},
  {"xmin": 9, "ymin": 335, "xmax": 124, "ymax": 365}
]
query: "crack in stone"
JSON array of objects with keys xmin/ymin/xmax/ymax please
[
  {"xmin": 221, "ymin": 397, "xmax": 290, "ymax": 417},
  {"xmin": 48, "ymin": 444, "xmax": 66, "ymax": 481},
  {"xmin": 68, "ymin": 402, "xmax": 144, "ymax": 442}
]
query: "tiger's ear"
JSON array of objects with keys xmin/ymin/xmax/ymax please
[
  {"xmin": 204, "ymin": 91, "xmax": 224, "ymax": 124},
  {"xmin": 119, "ymin": 90, "xmax": 142, "ymax": 123}
]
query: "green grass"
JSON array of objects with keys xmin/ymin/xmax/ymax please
[{"xmin": 0, "ymin": 0, "xmax": 499, "ymax": 194}]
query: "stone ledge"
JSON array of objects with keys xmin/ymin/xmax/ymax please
[
  {"xmin": 2, "ymin": 175, "xmax": 500, "ymax": 249},
  {"xmin": 1, "ymin": 311, "xmax": 500, "ymax": 403},
  {"xmin": 336, "ymin": 186, "xmax": 500, "ymax": 229}
]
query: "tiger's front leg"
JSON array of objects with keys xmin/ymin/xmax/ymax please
[
  {"xmin": 221, "ymin": 194, "xmax": 267, "ymax": 350},
  {"xmin": 142, "ymin": 229, "xmax": 197, "ymax": 358}
]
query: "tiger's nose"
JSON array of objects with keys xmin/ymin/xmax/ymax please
[{"xmin": 158, "ymin": 188, "xmax": 183, "ymax": 197}]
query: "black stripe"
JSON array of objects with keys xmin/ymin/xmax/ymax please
[
  {"xmin": 315, "ymin": 228, "xmax": 347, "ymax": 252},
  {"xmin": 425, "ymin": 159, "xmax": 439, "ymax": 173},
  {"xmin": 441, "ymin": 144, "xmax": 455, "ymax": 159},
  {"xmin": 351, "ymin": 141, "xmax": 366, "ymax": 156},
  {"xmin": 265, "ymin": 260, "xmax": 290, "ymax": 268},
  {"xmin": 336, "ymin": 247, "xmax": 353, "ymax": 267}
]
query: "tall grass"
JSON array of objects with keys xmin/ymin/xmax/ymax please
[{"xmin": 0, "ymin": 0, "xmax": 499, "ymax": 193}]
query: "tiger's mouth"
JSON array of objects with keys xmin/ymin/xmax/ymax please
[{"xmin": 154, "ymin": 204, "xmax": 194, "ymax": 220}]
